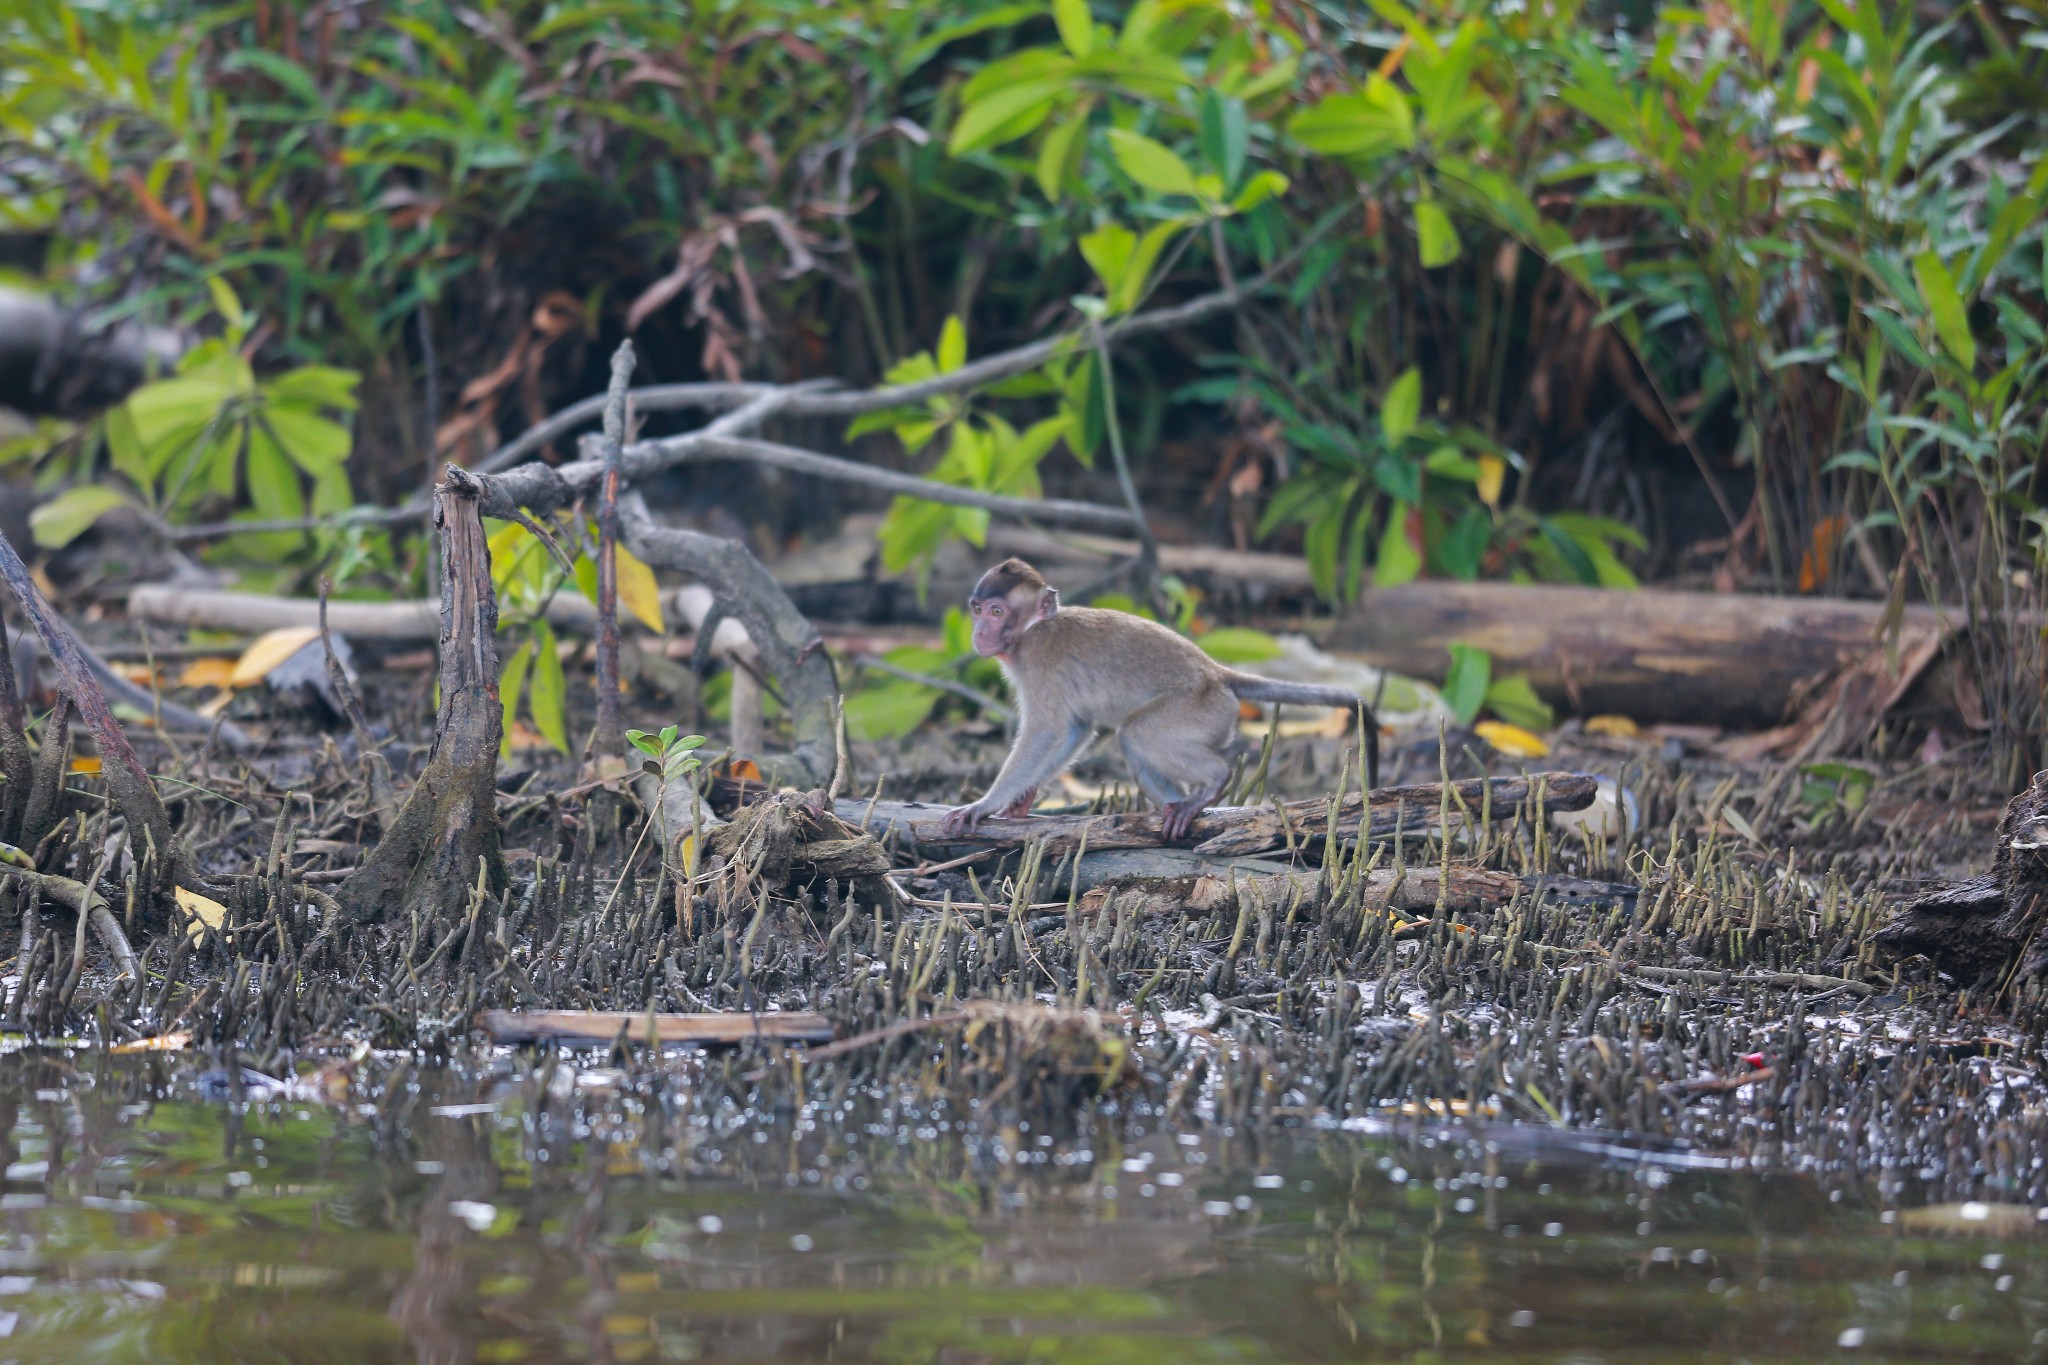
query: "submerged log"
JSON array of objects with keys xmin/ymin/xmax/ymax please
[
  {"xmin": 1330, "ymin": 579, "xmax": 1948, "ymax": 728},
  {"xmin": 338, "ymin": 468, "xmax": 505, "ymax": 922},
  {"xmin": 837, "ymin": 773, "xmax": 1597, "ymax": 857},
  {"xmin": 476, "ymin": 1009, "xmax": 833, "ymax": 1046},
  {"xmin": 1874, "ymin": 770, "xmax": 2048, "ymax": 986}
]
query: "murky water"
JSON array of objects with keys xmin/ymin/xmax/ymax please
[{"xmin": 0, "ymin": 1049, "xmax": 2040, "ymax": 1363}]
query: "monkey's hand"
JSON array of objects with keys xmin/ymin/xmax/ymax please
[
  {"xmin": 999, "ymin": 786, "xmax": 1038, "ymax": 818},
  {"xmin": 939, "ymin": 801, "xmax": 994, "ymax": 838}
]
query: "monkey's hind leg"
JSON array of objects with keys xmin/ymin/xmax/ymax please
[{"xmin": 1118, "ymin": 693, "xmax": 1235, "ymax": 842}]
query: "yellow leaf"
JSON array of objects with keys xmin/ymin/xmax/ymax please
[
  {"xmin": 675, "ymin": 832, "xmax": 698, "ymax": 877},
  {"xmin": 230, "ymin": 626, "xmax": 320, "ymax": 687},
  {"xmin": 197, "ymin": 689, "xmax": 235, "ymax": 718},
  {"xmin": 616, "ymin": 546, "xmax": 664, "ymax": 632},
  {"xmin": 1585, "ymin": 714, "xmax": 1639, "ymax": 738},
  {"xmin": 728, "ymin": 758, "xmax": 763, "ymax": 783},
  {"xmin": 1477, "ymin": 453, "xmax": 1506, "ymax": 508},
  {"xmin": 111, "ymin": 1031, "xmax": 191, "ymax": 1053},
  {"xmin": 117, "ymin": 663, "xmax": 160, "ymax": 687},
  {"xmin": 1474, "ymin": 720, "xmax": 1550, "ymax": 757},
  {"xmin": 177, "ymin": 657, "xmax": 239, "ymax": 689},
  {"xmin": 68, "ymin": 755, "xmax": 103, "ymax": 774},
  {"xmin": 175, "ymin": 885, "xmax": 228, "ymax": 943}
]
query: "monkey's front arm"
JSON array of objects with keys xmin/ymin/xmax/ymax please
[{"xmin": 939, "ymin": 715, "xmax": 1090, "ymax": 837}]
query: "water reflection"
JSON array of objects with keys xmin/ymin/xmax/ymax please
[{"xmin": 0, "ymin": 1049, "xmax": 2038, "ymax": 1362}]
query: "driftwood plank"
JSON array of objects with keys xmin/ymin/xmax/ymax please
[
  {"xmin": 837, "ymin": 773, "xmax": 1597, "ymax": 857},
  {"xmin": 475, "ymin": 1009, "xmax": 834, "ymax": 1046}
]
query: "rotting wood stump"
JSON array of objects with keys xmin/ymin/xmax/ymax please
[
  {"xmin": 1875, "ymin": 769, "xmax": 2048, "ymax": 988},
  {"xmin": 339, "ymin": 467, "xmax": 505, "ymax": 922}
]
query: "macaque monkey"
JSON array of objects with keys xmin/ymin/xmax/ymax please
[{"xmin": 940, "ymin": 558, "xmax": 1380, "ymax": 840}]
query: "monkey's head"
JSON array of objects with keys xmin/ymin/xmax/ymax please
[{"xmin": 968, "ymin": 558, "xmax": 1058, "ymax": 658}]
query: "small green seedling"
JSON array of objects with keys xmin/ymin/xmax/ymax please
[{"xmin": 627, "ymin": 725, "xmax": 708, "ymax": 784}]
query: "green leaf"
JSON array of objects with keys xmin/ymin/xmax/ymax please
[
  {"xmin": 244, "ymin": 424, "xmax": 305, "ymax": 519},
  {"xmin": 261, "ymin": 406, "xmax": 352, "ymax": 475},
  {"xmin": 125, "ymin": 372, "xmax": 240, "ymax": 451},
  {"xmin": 1415, "ymin": 200, "xmax": 1461, "ymax": 268},
  {"xmin": 104, "ymin": 405, "xmax": 150, "ymax": 491},
  {"xmin": 949, "ymin": 80, "xmax": 1063, "ymax": 155},
  {"xmin": 30, "ymin": 484, "xmax": 130, "ymax": 549},
  {"xmin": 206, "ymin": 277, "xmax": 247, "ymax": 333},
  {"xmin": 1114, "ymin": 218, "xmax": 1187, "ymax": 313},
  {"xmin": 1290, "ymin": 79, "xmax": 1413, "ymax": 158},
  {"xmin": 1484, "ymin": 674, "xmax": 1554, "ymax": 730},
  {"xmin": 1441, "ymin": 643, "xmax": 1491, "ymax": 727},
  {"xmin": 937, "ymin": 315, "xmax": 968, "ymax": 372},
  {"xmin": 1052, "ymin": 0, "xmax": 1094, "ymax": 58},
  {"xmin": 262, "ymin": 365, "xmax": 360, "ymax": 411},
  {"xmin": 1198, "ymin": 627, "xmax": 1284, "ymax": 664},
  {"xmin": 1230, "ymin": 171, "xmax": 1288, "ymax": 213},
  {"xmin": 1912, "ymin": 249, "xmax": 1976, "ymax": 373},
  {"xmin": 1035, "ymin": 106, "xmax": 1090, "ymax": 201},
  {"xmin": 1079, "ymin": 222, "xmax": 1136, "ymax": 297},
  {"xmin": 1380, "ymin": 368, "xmax": 1422, "ymax": 444},
  {"xmin": 529, "ymin": 619, "xmax": 569, "ymax": 753},
  {"xmin": 499, "ymin": 639, "xmax": 533, "ymax": 757},
  {"xmin": 1198, "ymin": 89, "xmax": 1248, "ymax": 187},
  {"xmin": 1105, "ymin": 128, "xmax": 1199, "ymax": 196},
  {"xmin": 843, "ymin": 680, "xmax": 943, "ymax": 742},
  {"xmin": 1374, "ymin": 502, "xmax": 1422, "ymax": 589}
]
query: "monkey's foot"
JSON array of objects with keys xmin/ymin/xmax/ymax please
[
  {"xmin": 1159, "ymin": 796, "xmax": 1210, "ymax": 842},
  {"xmin": 939, "ymin": 803, "xmax": 988, "ymax": 838},
  {"xmin": 1000, "ymin": 787, "xmax": 1038, "ymax": 818}
]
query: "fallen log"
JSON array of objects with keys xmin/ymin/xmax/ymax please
[
  {"xmin": 1070, "ymin": 850, "xmax": 1517, "ymax": 918},
  {"xmin": 1066, "ymin": 848, "xmax": 1633, "ymax": 919},
  {"xmin": 129, "ymin": 583, "xmax": 596, "ymax": 639},
  {"xmin": 475, "ymin": 1009, "xmax": 834, "ymax": 1046},
  {"xmin": 1329, "ymin": 579, "xmax": 1950, "ymax": 728},
  {"xmin": 837, "ymin": 773, "xmax": 1597, "ymax": 857}
]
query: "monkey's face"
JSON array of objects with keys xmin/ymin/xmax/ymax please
[{"xmin": 968, "ymin": 585, "xmax": 1052, "ymax": 657}]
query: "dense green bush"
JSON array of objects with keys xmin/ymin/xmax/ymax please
[{"xmin": 3, "ymin": 3, "xmax": 2044, "ymax": 717}]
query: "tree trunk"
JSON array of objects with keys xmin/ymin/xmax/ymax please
[{"xmin": 339, "ymin": 467, "xmax": 505, "ymax": 921}]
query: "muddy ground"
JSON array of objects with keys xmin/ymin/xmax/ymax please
[{"xmin": 4, "ymin": 622, "xmax": 2044, "ymax": 1216}]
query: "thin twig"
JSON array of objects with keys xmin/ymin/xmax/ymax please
[
  {"xmin": 1086, "ymin": 313, "xmax": 1159, "ymax": 596},
  {"xmin": 591, "ymin": 342, "xmax": 636, "ymax": 764}
]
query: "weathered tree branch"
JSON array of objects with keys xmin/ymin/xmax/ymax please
[{"xmin": 0, "ymin": 526, "xmax": 190, "ymax": 893}]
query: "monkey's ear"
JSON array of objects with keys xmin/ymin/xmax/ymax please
[{"xmin": 1036, "ymin": 587, "xmax": 1060, "ymax": 619}]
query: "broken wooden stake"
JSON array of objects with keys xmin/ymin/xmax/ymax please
[{"xmin": 338, "ymin": 466, "xmax": 506, "ymax": 922}]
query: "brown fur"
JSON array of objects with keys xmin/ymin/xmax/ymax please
[{"xmin": 943, "ymin": 560, "xmax": 1378, "ymax": 840}]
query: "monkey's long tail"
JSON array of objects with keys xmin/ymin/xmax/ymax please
[{"xmin": 1224, "ymin": 674, "xmax": 1381, "ymax": 791}]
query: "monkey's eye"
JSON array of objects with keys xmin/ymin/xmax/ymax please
[{"xmin": 989, "ymin": 604, "xmax": 1003, "ymax": 616}]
